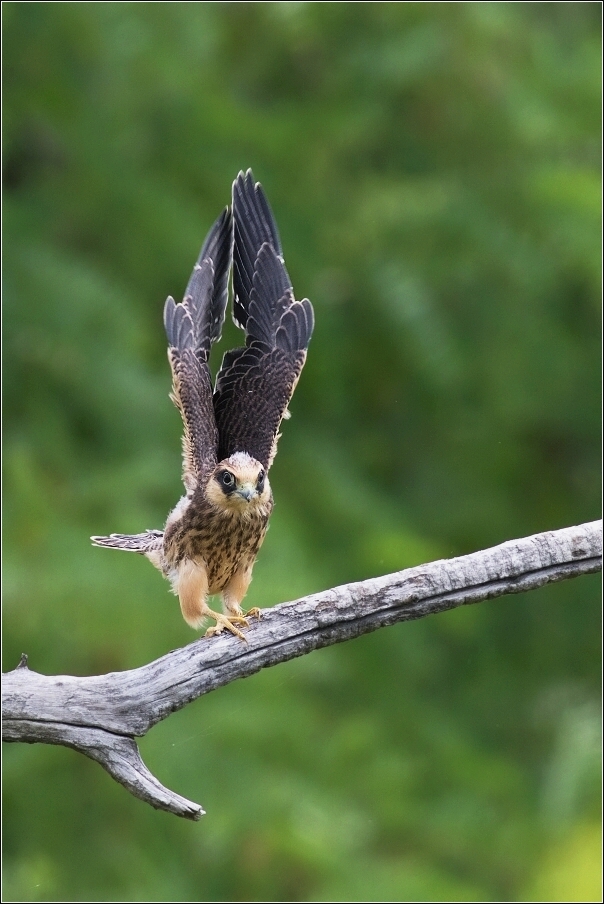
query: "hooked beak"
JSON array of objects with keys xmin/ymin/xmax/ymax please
[{"xmin": 236, "ymin": 484, "xmax": 257, "ymax": 502}]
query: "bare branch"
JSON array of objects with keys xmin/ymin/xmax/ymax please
[{"xmin": 3, "ymin": 520, "xmax": 601, "ymax": 820}]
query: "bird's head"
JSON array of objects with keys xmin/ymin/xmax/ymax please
[{"xmin": 206, "ymin": 452, "xmax": 271, "ymax": 513}]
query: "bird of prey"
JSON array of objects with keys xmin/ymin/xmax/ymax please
[{"xmin": 92, "ymin": 170, "xmax": 314, "ymax": 640}]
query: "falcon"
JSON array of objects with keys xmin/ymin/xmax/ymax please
[{"xmin": 92, "ymin": 170, "xmax": 314, "ymax": 640}]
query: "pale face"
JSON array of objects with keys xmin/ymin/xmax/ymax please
[{"xmin": 205, "ymin": 452, "xmax": 272, "ymax": 512}]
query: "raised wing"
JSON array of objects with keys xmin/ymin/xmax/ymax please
[
  {"xmin": 164, "ymin": 207, "xmax": 233, "ymax": 492},
  {"xmin": 214, "ymin": 170, "xmax": 314, "ymax": 469}
]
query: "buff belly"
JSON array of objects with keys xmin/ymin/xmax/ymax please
[{"xmin": 165, "ymin": 509, "xmax": 269, "ymax": 596}]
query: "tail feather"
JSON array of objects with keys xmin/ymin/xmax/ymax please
[{"xmin": 91, "ymin": 530, "xmax": 164, "ymax": 554}]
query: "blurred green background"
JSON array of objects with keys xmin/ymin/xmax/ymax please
[{"xmin": 2, "ymin": 3, "xmax": 601, "ymax": 901}]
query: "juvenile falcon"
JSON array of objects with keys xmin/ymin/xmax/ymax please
[{"xmin": 92, "ymin": 170, "xmax": 314, "ymax": 640}]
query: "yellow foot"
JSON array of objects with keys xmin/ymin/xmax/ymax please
[
  {"xmin": 246, "ymin": 607, "xmax": 262, "ymax": 619},
  {"xmin": 204, "ymin": 612, "xmax": 249, "ymax": 642}
]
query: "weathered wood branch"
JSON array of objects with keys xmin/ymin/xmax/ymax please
[{"xmin": 3, "ymin": 520, "xmax": 601, "ymax": 820}]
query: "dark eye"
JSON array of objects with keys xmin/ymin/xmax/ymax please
[
  {"xmin": 220, "ymin": 471, "xmax": 235, "ymax": 489},
  {"xmin": 257, "ymin": 470, "xmax": 265, "ymax": 492}
]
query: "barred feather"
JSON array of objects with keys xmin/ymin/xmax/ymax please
[{"xmin": 214, "ymin": 170, "xmax": 314, "ymax": 468}]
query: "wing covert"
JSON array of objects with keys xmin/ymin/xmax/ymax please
[
  {"xmin": 164, "ymin": 207, "xmax": 233, "ymax": 491},
  {"xmin": 214, "ymin": 171, "xmax": 314, "ymax": 469}
]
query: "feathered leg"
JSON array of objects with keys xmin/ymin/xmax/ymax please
[
  {"xmin": 221, "ymin": 565, "xmax": 261, "ymax": 626},
  {"xmin": 176, "ymin": 559, "xmax": 249, "ymax": 641}
]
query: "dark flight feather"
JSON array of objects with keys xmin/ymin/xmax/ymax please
[
  {"xmin": 232, "ymin": 169, "xmax": 287, "ymax": 331},
  {"xmin": 214, "ymin": 170, "xmax": 314, "ymax": 468},
  {"xmin": 164, "ymin": 207, "xmax": 233, "ymax": 490}
]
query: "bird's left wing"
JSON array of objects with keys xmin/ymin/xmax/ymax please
[
  {"xmin": 164, "ymin": 207, "xmax": 233, "ymax": 492},
  {"xmin": 214, "ymin": 171, "xmax": 314, "ymax": 469}
]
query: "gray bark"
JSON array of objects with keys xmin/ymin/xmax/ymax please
[{"xmin": 3, "ymin": 520, "xmax": 601, "ymax": 820}]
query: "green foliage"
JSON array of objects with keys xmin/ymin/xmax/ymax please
[{"xmin": 3, "ymin": 3, "xmax": 600, "ymax": 901}]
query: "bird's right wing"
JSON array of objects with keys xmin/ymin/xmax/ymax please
[{"xmin": 164, "ymin": 207, "xmax": 233, "ymax": 492}]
